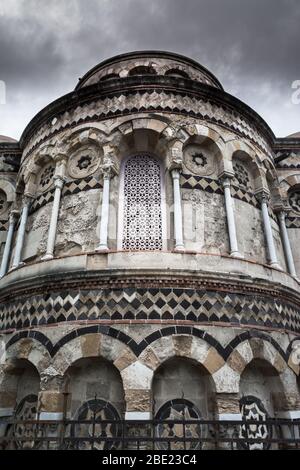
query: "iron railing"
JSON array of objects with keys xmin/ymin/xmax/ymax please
[{"xmin": 0, "ymin": 417, "xmax": 300, "ymax": 450}]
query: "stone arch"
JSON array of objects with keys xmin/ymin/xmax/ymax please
[
  {"xmin": 226, "ymin": 336, "xmax": 287, "ymax": 377},
  {"xmin": 51, "ymin": 332, "xmax": 136, "ymax": 376},
  {"xmin": 139, "ymin": 334, "xmax": 224, "ymax": 378},
  {"xmin": 62, "ymin": 126, "xmax": 107, "ymax": 155},
  {"xmin": 114, "ymin": 116, "xmax": 172, "ymax": 163},
  {"xmin": 4, "ymin": 334, "xmax": 51, "ymax": 374}
]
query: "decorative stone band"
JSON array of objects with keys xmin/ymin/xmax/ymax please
[
  {"xmin": 29, "ymin": 176, "xmax": 102, "ymax": 215},
  {"xmin": 181, "ymin": 174, "xmax": 280, "ymax": 222},
  {"xmin": 286, "ymin": 217, "xmax": 300, "ymax": 229},
  {"xmin": 276, "ymin": 410, "xmax": 300, "ymax": 419},
  {"xmin": 22, "ymin": 89, "xmax": 272, "ymax": 163},
  {"xmin": 0, "ymin": 283, "xmax": 300, "ymax": 333},
  {"xmin": 0, "ymin": 220, "xmax": 8, "ymax": 231}
]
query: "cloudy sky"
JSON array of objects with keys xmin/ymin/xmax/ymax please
[{"xmin": 0, "ymin": 0, "xmax": 299, "ymax": 140}]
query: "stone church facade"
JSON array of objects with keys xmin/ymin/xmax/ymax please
[{"xmin": 0, "ymin": 51, "xmax": 299, "ymax": 449}]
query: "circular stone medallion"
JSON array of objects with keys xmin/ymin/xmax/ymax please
[
  {"xmin": 183, "ymin": 144, "xmax": 216, "ymax": 176},
  {"xmin": 68, "ymin": 146, "xmax": 100, "ymax": 179}
]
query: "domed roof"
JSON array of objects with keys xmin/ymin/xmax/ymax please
[
  {"xmin": 286, "ymin": 131, "xmax": 300, "ymax": 138},
  {"xmin": 0, "ymin": 135, "xmax": 17, "ymax": 143}
]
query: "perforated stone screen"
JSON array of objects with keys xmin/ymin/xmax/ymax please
[{"xmin": 122, "ymin": 154, "xmax": 163, "ymax": 251}]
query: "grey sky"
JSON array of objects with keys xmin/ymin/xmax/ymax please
[{"xmin": 0, "ymin": 0, "xmax": 299, "ymax": 140}]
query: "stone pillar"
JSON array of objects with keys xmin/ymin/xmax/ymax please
[
  {"xmin": 215, "ymin": 393, "xmax": 241, "ymax": 450},
  {"xmin": 277, "ymin": 210, "xmax": 297, "ymax": 277},
  {"xmin": 0, "ymin": 211, "xmax": 18, "ymax": 278},
  {"xmin": 171, "ymin": 169, "xmax": 185, "ymax": 251},
  {"xmin": 124, "ymin": 389, "xmax": 152, "ymax": 450},
  {"xmin": 37, "ymin": 371, "xmax": 69, "ymax": 450},
  {"xmin": 220, "ymin": 175, "xmax": 242, "ymax": 258},
  {"xmin": 41, "ymin": 176, "xmax": 65, "ymax": 260},
  {"xmin": 0, "ymin": 364, "xmax": 16, "ymax": 445},
  {"xmin": 96, "ymin": 167, "xmax": 112, "ymax": 252},
  {"xmin": 257, "ymin": 191, "xmax": 281, "ymax": 269},
  {"xmin": 11, "ymin": 196, "xmax": 32, "ymax": 269}
]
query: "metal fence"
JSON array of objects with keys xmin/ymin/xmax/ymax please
[{"xmin": 0, "ymin": 417, "xmax": 300, "ymax": 450}]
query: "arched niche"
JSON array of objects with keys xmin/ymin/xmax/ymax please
[
  {"xmin": 239, "ymin": 359, "xmax": 285, "ymax": 418},
  {"xmin": 152, "ymin": 357, "xmax": 215, "ymax": 419},
  {"xmin": 0, "ymin": 358, "xmax": 40, "ymax": 418},
  {"xmin": 65, "ymin": 357, "xmax": 125, "ymax": 420},
  {"xmin": 232, "ymin": 150, "xmax": 259, "ymax": 192}
]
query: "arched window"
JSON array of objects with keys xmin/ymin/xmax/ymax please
[
  {"xmin": 119, "ymin": 154, "xmax": 165, "ymax": 251},
  {"xmin": 128, "ymin": 66, "xmax": 157, "ymax": 76},
  {"xmin": 165, "ymin": 68, "xmax": 190, "ymax": 79}
]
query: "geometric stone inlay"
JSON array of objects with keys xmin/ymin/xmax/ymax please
[
  {"xmin": 122, "ymin": 154, "xmax": 163, "ymax": 251},
  {"xmin": 1, "ymin": 285, "xmax": 300, "ymax": 333},
  {"xmin": 239, "ymin": 396, "xmax": 272, "ymax": 451},
  {"xmin": 70, "ymin": 399, "xmax": 121, "ymax": 450},
  {"xmin": 155, "ymin": 398, "xmax": 203, "ymax": 450}
]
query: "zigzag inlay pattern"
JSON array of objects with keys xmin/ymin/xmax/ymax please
[
  {"xmin": 181, "ymin": 174, "xmax": 259, "ymax": 208},
  {"xmin": 30, "ymin": 176, "xmax": 102, "ymax": 214},
  {"xmin": 0, "ymin": 287, "xmax": 299, "ymax": 333}
]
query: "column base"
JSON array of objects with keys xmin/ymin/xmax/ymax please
[
  {"xmin": 9, "ymin": 262, "xmax": 25, "ymax": 272},
  {"xmin": 174, "ymin": 245, "xmax": 185, "ymax": 252},
  {"xmin": 41, "ymin": 254, "xmax": 54, "ymax": 261},
  {"xmin": 95, "ymin": 245, "xmax": 109, "ymax": 252},
  {"xmin": 230, "ymin": 251, "xmax": 243, "ymax": 259},
  {"xmin": 269, "ymin": 262, "xmax": 282, "ymax": 270}
]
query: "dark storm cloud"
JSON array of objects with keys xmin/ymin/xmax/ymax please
[{"xmin": 0, "ymin": 0, "xmax": 299, "ymax": 138}]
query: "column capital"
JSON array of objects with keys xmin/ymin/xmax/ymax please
[
  {"xmin": 255, "ymin": 189, "xmax": 270, "ymax": 203},
  {"xmin": 101, "ymin": 164, "xmax": 116, "ymax": 179},
  {"xmin": 53, "ymin": 153, "xmax": 68, "ymax": 165},
  {"xmin": 170, "ymin": 168, "xmax": 181, "ymax": 180},
  {"xmin": 9, "ymin": 210, "xmax": 19, "ymax": 224},
  {"xmin": 53, "ymin": 175, "xmax": 66, "ymax": 189},
  {"xmin": 23, "ymin": 194, "xmax": 34, "ymax": 207},
  {"xmin": 168, "ymin": 147, "xmax": 183, "ymax": 172},
  {"xmin": 218, "ymin": 171, "xmax": 234, "ymax": 186}
]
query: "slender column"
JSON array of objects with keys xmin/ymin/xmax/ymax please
[
  {"xmin": 221, "ymin": 176, "xmax": 242, "ymax": 258},
  {"xmin": 278, "ymin": 210, "xmax": 297, "ymax": 277},
  {"xmin": 41, "ymin": 176, "xmax": 65, "ymax": 260},
  {"xmin": 258, "ymin": 192, "xmax": 280, "ymax": 269},
  {"xmin": 96, "ymin": 168, "xmax": 111, "ymax": 252},
  {"xmin": 171, "ymin": 169, "xmax": 184, "ymax": 251},
  {"xmin": 11, "ymin": 196, "xmax": 31, "ymax": 269},
  {"xmin": 0, "ymin": 211, "xmax": 18, "ymax": 278}
]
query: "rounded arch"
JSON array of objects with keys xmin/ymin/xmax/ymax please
[
  {"xmin": 4, "ymin": 334, "xmax": 51, "ymax": 374},
  {"xmin": 139, "ymin": 333, "xmax": 224, "ymax": 380},
  {"xmin": 51, "ymin": 331, "xmax": 135, "ymax": 376},
  {"xmin": 226, "ymin": 335, "xmax": 287, "ymax": 377}
]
